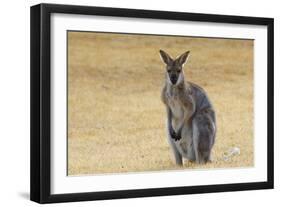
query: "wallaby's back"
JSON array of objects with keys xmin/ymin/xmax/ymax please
[{"xmin": 188, "ymin": 81, "xmax": 216, "ymax": 124}]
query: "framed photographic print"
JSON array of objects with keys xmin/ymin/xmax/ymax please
[{"xmin": 30, "ymin": 3, "xmax": 274, "ymax": 203}]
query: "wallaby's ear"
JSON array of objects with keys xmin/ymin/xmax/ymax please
[
  {"xmin": 159, "ymin": 50, "xmax": 173, "ymax": 65},
  {"xmin": 176, "ymin": 51, "xmax": 190, "ymax": 66}
]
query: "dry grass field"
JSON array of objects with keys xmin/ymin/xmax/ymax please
[{"xmin": 67, "ymin": 32, "xmax": 254, "ymax": 176}]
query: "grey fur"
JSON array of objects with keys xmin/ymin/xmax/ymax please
[{"xmin": 160, "ymin": 50, "xmax": 216, "ymax": 165}]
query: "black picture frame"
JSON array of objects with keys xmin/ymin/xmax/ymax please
[{"xmin": 30, "ymin": 3, "xmax": 274, "ymax": 204}]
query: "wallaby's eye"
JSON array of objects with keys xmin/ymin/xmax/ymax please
[
  {"xmin": 177, "ymin": 70, "xmax": 181, "ymax": 73},
  {"xmin": 167, "ymin": 70, "xmax": 172, "ymax": 73}
]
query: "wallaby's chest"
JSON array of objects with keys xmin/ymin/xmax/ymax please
[
  {"xmin": 167, "ymin": 96, "xmax": 183, "ymax": 119},
  {"xmin": 166, "ymin": 90, "xmax": 184, "ymax": 127}
]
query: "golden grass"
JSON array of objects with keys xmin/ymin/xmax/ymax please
[{"xmin": 67, "ymin": 32, "xmax": 254, "ymax": 175}]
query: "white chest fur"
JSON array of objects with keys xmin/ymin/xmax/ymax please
[{"xmin": 167, "ymin": 93, "xmax": 184, "ymax": 132}]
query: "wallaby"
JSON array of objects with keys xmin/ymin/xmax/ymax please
[{"xmin": 160, "ymin": 50, "xmax": 216, "ymax": 165}]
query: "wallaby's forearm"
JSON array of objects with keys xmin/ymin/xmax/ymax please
[
  {"xmin": 177, "ymin": 106, "xmax": 195, "ymax": 140},
  {"xmin": 179, "ymin": 93, "xmax": 196, "ymax": 131},
  {"xmin": 167, "ymin": 107, "xmax": 181, "ymax": 141},
  {"xmin": 167, "ymin": 107, "xmax": 174, "ymax": 135}
]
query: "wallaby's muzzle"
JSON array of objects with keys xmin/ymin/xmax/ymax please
[{"xmin": 170, "ymin": 74, "xmax": 178, "ymax": 85}]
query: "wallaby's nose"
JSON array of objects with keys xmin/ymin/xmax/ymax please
[{"xmin": 170, "ymin": 74, "xmax": 178, "ymax": 84}]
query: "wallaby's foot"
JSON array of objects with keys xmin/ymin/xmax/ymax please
[
  {"xmin": 196, "ymin": 154, "xmax": 211, "ymax": 164},
  {"xmin": 208, "ymin": 155, "xmax": 213, "ymax": 163},
  {"xmin": 175, "ymin": 159, "xmax": 183, "ymax": 166}
]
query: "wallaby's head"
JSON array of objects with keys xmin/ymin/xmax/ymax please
[{"xmin": 159, "ymin": 50, "xmax": 190, "ymax": 85}]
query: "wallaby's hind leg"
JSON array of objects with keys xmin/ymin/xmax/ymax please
[{"xmin": 192, "ymin": 111, "xmax": 216, "ymax": 164}]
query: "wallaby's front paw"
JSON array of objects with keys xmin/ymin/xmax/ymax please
[
  {"xmin": 173, "ymin": 134, "xmax": 182, "ymax": 141},
  {"xmin": 170, "ymin": 130, "xmax": 181, "ymax": 141}
]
